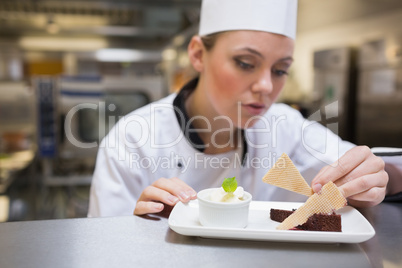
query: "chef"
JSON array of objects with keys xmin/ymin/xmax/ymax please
[{"xmin": 88, "ymin": 0, "xmax": 400, "ymax": 217}]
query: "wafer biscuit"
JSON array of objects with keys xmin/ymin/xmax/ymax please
[
  {"xmin": 262, "ymin": 153, "xmax": 313, "ymax": 196},
  {"xmin": 276, "ymin": 181, "xmax": 347, "ymax": 230}
]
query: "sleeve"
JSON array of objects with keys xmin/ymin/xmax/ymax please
[
  {"xmin": 87, "ymin": 124, "xmax": 149, "ymax": 217},
  {"xmin": 283, "ymin": 107, "xmax": 402, "ymax": 201},
  {"xmin": 372, "ymin": 147, "xmax": 402, "ymax": 201}
]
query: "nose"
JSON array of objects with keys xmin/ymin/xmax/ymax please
[{"xmin": 251, "ymin": 71, "xmax": 273, "ymax": 95}]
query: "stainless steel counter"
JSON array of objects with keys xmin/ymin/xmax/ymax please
[{"xmin": 0, "ymin": 202, "xmax": 401, "ymax": 268}]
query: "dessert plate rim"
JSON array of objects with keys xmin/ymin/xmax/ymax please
[{"xmin": 168, "ymin": 200, "xmax": 375, "ymax": 244}]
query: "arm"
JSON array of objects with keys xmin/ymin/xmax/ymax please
[
  {"xmin": 385, "ymin": 163, "xmax": 402, "ymax": 197},
  {"xmin": 88, "ymin": 137, "xmax": 197, "ymax": 217},
  {"xmin": 279, "ymin": 105, "xmax": 393, "ymax": 207},
  {"xmin": 89, "ymin": 95, "xmax": 198, "ymax": 217},
  {"xmin": 88, "ymin": 137, "xmax": 143, "ymax": 217},
  {"xmin": 383, "ymin": 157, "xmax": 402, "ymax": 197},
  {"xmin": 372, "ymin": 147, "xmax": 402, "ymax": 197}
]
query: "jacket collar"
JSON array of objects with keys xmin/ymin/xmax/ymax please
[{"xmin": 173, "ymin": 78, "xmax": 248, "ymax": 165}]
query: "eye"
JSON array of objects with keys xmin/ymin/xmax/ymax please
[
  {"xmin": 272, "ymin": 69, "xmax": 288, "ymax": 77},
  {"xmin": 234, "ymin": 58, "xmax": 254, "ymax": 71}
]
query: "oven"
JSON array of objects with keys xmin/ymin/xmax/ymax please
[{"xmin": 34, "ymin": 75, "xmax": 166, "ymax": 176}]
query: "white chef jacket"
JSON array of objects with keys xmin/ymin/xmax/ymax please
[{"xmin": 88, "ymin": 81, "xmax": 356, "ymax": 217}]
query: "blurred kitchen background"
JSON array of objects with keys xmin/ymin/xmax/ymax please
[{"xmin": 0, "ymin": 0, "xmax": 401, "ymax": 222}]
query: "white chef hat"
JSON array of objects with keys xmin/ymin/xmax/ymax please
[{"xmin": 199, "ymin": 0, "xmax": 298, "ymax": 40}]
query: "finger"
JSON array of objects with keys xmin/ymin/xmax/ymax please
[
  {"xmin": 152, "ymin": 178, "xmax": 197, "ymax": 202},
  {"xmin": 141, "ymin": 185, "xmax": 180, "ymax": 206},
  {"xmin": 134, "ymin": 201, "xmax": 164, "ymax": 215},
  {"xmin": 338, "ymin": 171, "xmax": 388, "ymax": 198},
  {"xmin": 333, "ymin": 155, "xmax": 385, "ymax": 188},
  {"xmin": 311, "ymin": 163, "xmax": 347, "ymax": 193},
  {"xmin": 169, "ymin": 177, "xmax": 198, "ymax": 200},
  {"xmin": 312, "ymin": 146, "xmax": 372, "ymax": 191},
  {"xmin": 154, "ymin": 205, "xmax": 174, "ymax": 218},
  {"xmin": 346, "ymin": 186, "xmax": 387, "ymax": 207},
  {"xmin": 348, "ymin": 186, "xmax": 386, "ymax": 202}
]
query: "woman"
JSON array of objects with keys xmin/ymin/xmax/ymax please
[{"xmin": 88, "ymin": 0, "xmax": 396, "ymax": 217}]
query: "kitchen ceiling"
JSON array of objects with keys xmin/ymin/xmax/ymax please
[
  {"xmin": 1, "ymin": 0, "xmax": 402, "ymax": 51},
  {"xmin": 0, "ymin": 0, "xmax": 201, "ymax": 50}
]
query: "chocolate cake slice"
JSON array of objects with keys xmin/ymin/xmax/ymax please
[{"xmin": 270, "ymin": 208, "xmax": 342, "ymax": 232}]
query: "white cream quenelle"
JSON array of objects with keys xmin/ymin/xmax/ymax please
[{"xmin": 209, "ymin": 187, "xmax": 245, "ymax": 203}]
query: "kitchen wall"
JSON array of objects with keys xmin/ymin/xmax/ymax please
[{"xmin": 292, "ymin": 2, "xmax": 402, "ymax": 96}]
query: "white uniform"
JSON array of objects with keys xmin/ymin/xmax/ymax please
[{"xmin": 88, "ymin": 92, "xmax": 355, "ymax": 217}]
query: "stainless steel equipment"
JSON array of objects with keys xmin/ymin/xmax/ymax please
[
  {"xmin": 356, "ymin": 39, "xmax": 402, "ymax": 147},
  {"xmin": 313, "ymin": 47, "xmax": 357, "ymax": 142},
  {"xmin": 0, "ymin": 81, "xmax": 35, "ymax": 192},
  {"xmin": 34, "ymin": 74, "xmax": 166, "ymax": 185}
]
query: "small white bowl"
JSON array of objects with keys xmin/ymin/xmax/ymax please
[{"xmin": 197, "ymin": 188, "xmax": 252, "ymax": 228}]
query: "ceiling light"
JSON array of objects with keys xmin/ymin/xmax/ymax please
[
  {"xmin": 95, "ymin": 49, "xmax": 161, "ymax": 62},
  {"xmin": 18, "ymin": 37, "xmax": 107, "ymax": 51},
  {"xmin": 162, "ymin": 48, "xmax": 177, "ymax": 61}
]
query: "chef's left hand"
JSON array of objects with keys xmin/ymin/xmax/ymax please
[{"xmin": 311, "ymin": 146, "xmax": 389, "ymax": 208}]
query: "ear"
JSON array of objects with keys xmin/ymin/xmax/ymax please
[{"xmin": 187, "ymin": 36, "xmax": 205, "ymax": 72}]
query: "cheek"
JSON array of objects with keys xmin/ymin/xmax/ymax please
[
  {"xmin": 209, "ymin": 64, "xmax": 241, "ymax": 100},
  {"xmin": 272, "ymin": 79, "xmax": 287, "ymax": 100},
  {"xmin": 271, "ymin": 85, "xmax": 284, "ymax": 102},
  {"xmin": 204, "ymin": 62, "xmax": 244, "ymax": 120}
]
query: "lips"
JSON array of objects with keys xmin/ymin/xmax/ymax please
[{"xmin": 242, "ymin": 102, "xmax": 266, "ymax": 115}]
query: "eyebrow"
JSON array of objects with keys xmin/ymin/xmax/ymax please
[
  {"xmin": 280, "ymin": 56, "xmax": 294, "ymax": 62},
  {"xmin": 237, "ymin": 47, "xmax": 294, "ymax": 62},
  {"xmin": 238, "ymin": 48, "xmax": 264, "ymax": 59}
]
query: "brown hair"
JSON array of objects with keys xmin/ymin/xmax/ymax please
[{"xmin": 200, "ymin": 32, "xmax": 223, "ymax": 51}]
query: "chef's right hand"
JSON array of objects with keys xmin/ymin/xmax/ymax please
[{"xmin": 134, "ymin": 177, "xmax": 197, "ymax": 215}]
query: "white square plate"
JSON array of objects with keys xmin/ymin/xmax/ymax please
[{"xmin": 168, "ymin": 200, "xmax": 375, "ymax": 243}]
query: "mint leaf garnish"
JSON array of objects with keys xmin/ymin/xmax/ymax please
[{"xmin": 222, "ymin": 177, "xmax": 237, "ymax": 193}]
